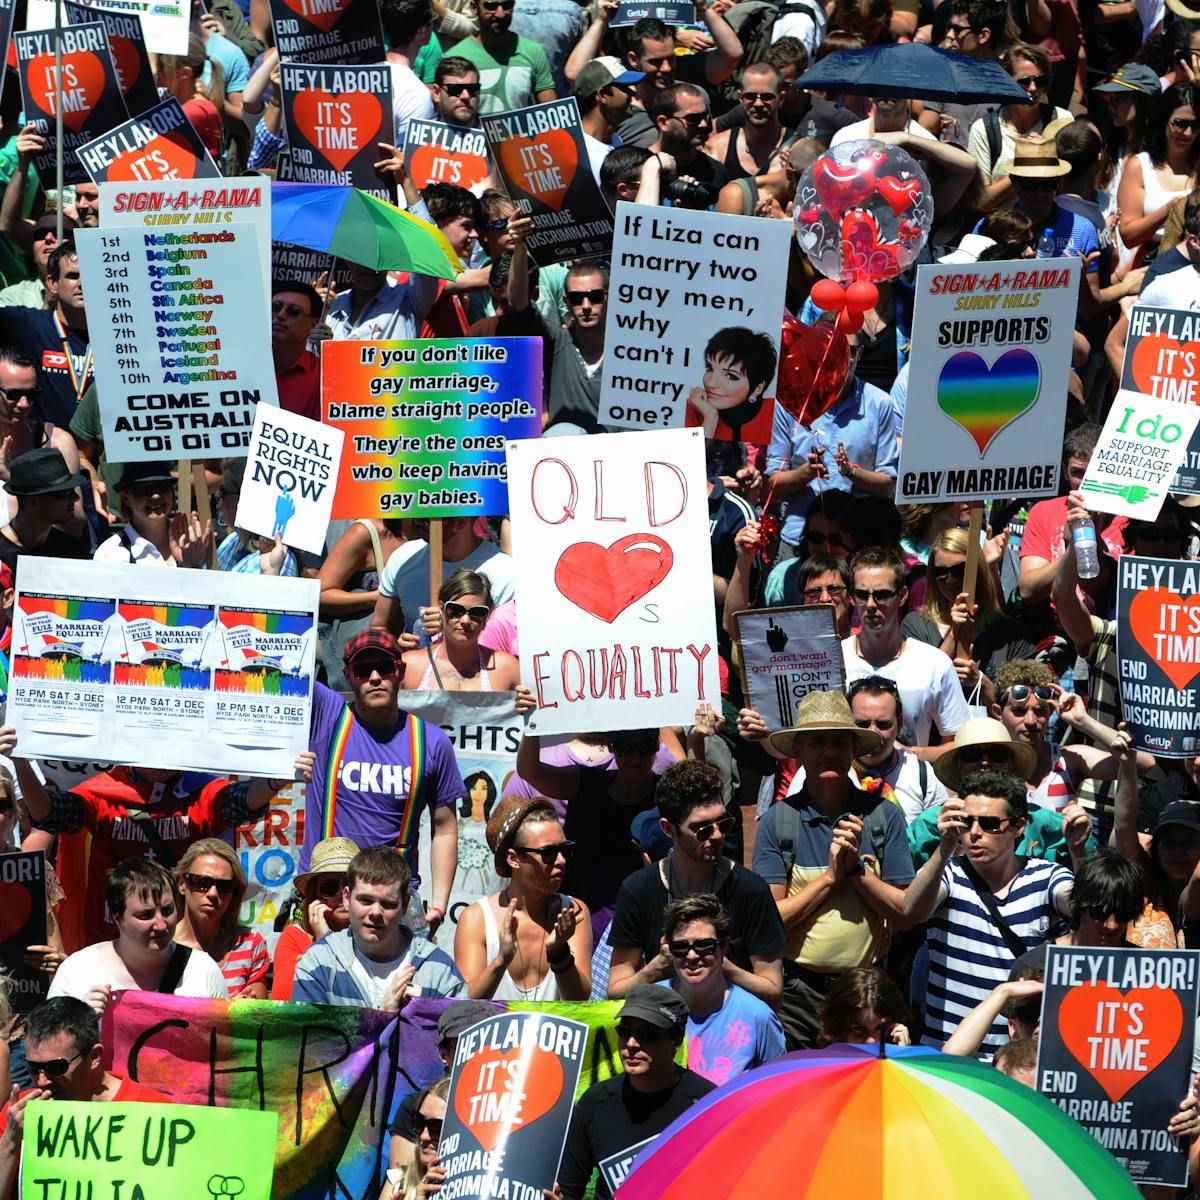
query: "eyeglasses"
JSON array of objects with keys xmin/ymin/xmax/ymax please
[
  {"xmin": 959, "ymin": 814, "xmax": 1014, "ymax": 833},
  {"xmin": 27, "ymin": 1050, "xmax": 84, "ymax": 1078},
  {"xmin": 1170, "ymin": 117, "xmax": 1200, "ymax": 132},
  {"xmin": 931, "ymin": 562, "xmax": 966, "ymax": 582},
  {"xmin": 315, "ymin": 876, "xmax": 346, "ymax": 899},
  {"xmin": 349, "ymin": 655, "xmax": 400, "ymax": 680},
  {"xmin": 1000, "ymin": 684, "xmax": 1054, "ymax": 707},
  {"xmin": 443, "ymin": 600, "xmax": 491, "ymax": 623},
  {"xmin": 851, "ymin": 587, "xmax": 899, "ymax": 604},
  {"xmin": 513, "ymin": 841, "xmax": 575, "ymax": 866},
  {"xmin": 1015, "ymin": 73, "xmax": 1049, "ymax": 89},
  {"xmin": 803, "ymin": 584, "xmax": 848, "ymax": 603},
  {"xmin": 128, "ymin": 481, "xmax": 171, "ymax": 498},
  {"xmin": 565, "ymin": 288, "xmax": 607, "ymax": 305},
  {"xmin": 271, "ymin": 300, "xmax": 314, "ymax": 318},
  {"xmin": 668, "ymin": 937, "xmax": 720, "ymax": 959},
  {"xmin": 442, "ymin": 81, "xmax": 481, "ymax": 96},
  {"xmin": 413, "ymin": 1114, "xmax": 444, "ymax": 1140},
  {"xmin": 183, "ymin": 873, "xmax": 236, "ymax": 895},
  {"xmin": 682, "ymin": 814, "xmax": 737, "ymax": 841},
  {"xmin": 674, "ymin": 111, "xmax": 711, "ymax": 126},
  {"xmin": 958, "ymin": 745, "xmax": 1012, "ymax": 764},
  {"xmin": 741, "ymin": 92, "xmax": 778, "ymax": 103}
]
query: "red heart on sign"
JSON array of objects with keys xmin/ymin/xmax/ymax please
[
  {"xmin": 280, "ymin": 0, "xmax": 351, "ymax": 33},
  {"xmin": 409, "ymin": 142, "xmax": 489, "ymax": 191},
  {"xmin": 453, "ymin": 1046, "xmax": 563, "ymax": 1152},
  {"xmin": 28, "ymin": 52, "xmax": 108, "ymax": 132},
  {"xmin": 1130, "ymin": 333, "xmax": 1200, "ymax": 402},
  {"xmin": 554, "ymin": 534, "xmax": 673, "ymax": 623},
  {"xmin": 108, "ymin": 129, "xmax": 201, "ymax": 181},
  {"xmin": 291, "ymin": 88, "xmax": 382, "ymax": 173},
  {"xmin": 0, "ymin": 880, "xmax": 32, "ymax": 943},
  {"xmin": 1129, "ymin": 588, "xmax": 1200, "ymax": 691},
  {"xmin": 108, "ymin": 35, "xmax": 141, "ymax": 98},
  {"xmin": 876, "ymin": 174, "xmax": 922, "ymax": 216},
  {"xmin": 1058, "ymin": 981, "xmax": 1182, "ymax": 1103},
  {"xmin": 811, "ymin": 153, "xmax": 875, "ymax": 218},
  {"xmin": 497, "ymin": 131, "xmax": 576, "ymax": 211}
]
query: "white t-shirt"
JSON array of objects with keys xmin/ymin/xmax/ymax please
[
  {"xmin": 841, "ymin": 635, "xmax": 971, "ymax": 747},
  {"xmin": 831, "ymin": 118, "xmax": 935, "ymax": 148},
  {"xmin": 771, "ymin": 0, "xmax": 825, "ymax": 55},
  {"xmin": 350, "ymin": 943, "xmax": 413, "ymax": 1007},
  {"xmin": 582, "ymin": 132, "xmax": 614, "ymax": 188},
  {"xmin": 48, "ymin": 941, "xmax": 229, "ymax": 1000},
  {"xmin": 391, "ymin": 61, "xmax": 435, "ymax": 149},
  {"xmin": 379, "ymin": 539, "xmax": 517, "ymax": 635}
]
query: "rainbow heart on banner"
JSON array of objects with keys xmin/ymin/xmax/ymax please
[{"xmin": 936, "ymin": 347, "xmax": 1041, "ymax": 455}]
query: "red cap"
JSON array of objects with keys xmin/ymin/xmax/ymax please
[{"xmin": 343, "ymin": 628, "xmax": 403, "ymax": 664}]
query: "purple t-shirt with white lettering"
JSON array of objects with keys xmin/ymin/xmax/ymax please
[{"xmin": 299, "ymin": 682, "xmax": 465, "ymax": 884}]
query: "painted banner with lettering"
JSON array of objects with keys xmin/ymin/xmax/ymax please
[{"xmin": 102, "ymin": 993, "xmax": 629, "ymax": 1200}]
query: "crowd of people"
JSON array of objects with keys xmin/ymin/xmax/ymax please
[{"xmin": 0, "ymin": 0, "xmax": 1198, "ymax": 1193}]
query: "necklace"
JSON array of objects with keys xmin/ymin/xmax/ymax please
[{"xmin": 502, "ymin": 888, "xmax": 548, "ymax": 992}]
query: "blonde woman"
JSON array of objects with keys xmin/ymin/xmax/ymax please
[{"xmin": 381, "ymin": 1077, "xmax": 450, "ymax": 1200}]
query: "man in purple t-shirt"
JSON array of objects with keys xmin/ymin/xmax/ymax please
[{"xmin": 300, "ymin": 629, "xmax": 464, "ymax": 938}]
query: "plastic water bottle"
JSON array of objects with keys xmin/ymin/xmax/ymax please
[
  {"xmin": 1036, "ymin": 228, "xmax": 1056, "ymax": 259},
  {"xmin": 1068, "ymin": 515, "xmax": 1100, "ymax": 579}
]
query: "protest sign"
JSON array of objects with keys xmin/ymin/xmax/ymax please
[
  {"xmin": 481, "ymin": 99, "xmax": 613, "ymax": 266},
  {"xmin": 506, "ymin": 428, "xmax": 719, "ymax": 734},
  {"xmin": 441, "ymin": 1010, "xmax": 587, "ymax": 1200},
  {"xmin": 0, "ymin": 1, "xmax": 17, "ymax": 105},
  {"xmin": 1037, "ymin": 945, "xmax": 1200, "ymax": 1186},
  {"xmin": 236, "ymin": 405, "xmax": 344, "ymax": 556},
  {"xmin": 272, "ymin": 243, "xmax": 352, "ymax": 294},
  {"xmin": 1116, "ymin": 554, "xmax": 1200, "ymax": 757},
  {"xmin": 600, "ymin": 202, "xmax": 790, "ymax": 435},
  {"xmin": 76, "ymin": 218, "xmax": 277, "ymax": 463},
  {"xmin": 28, "ymin": 0, "xmax": 188, "ymax": 53},
  {"xmin": 599, "ymin": 1137, "xmax": 657, "ymax": 1194},
  {"xmin": 15, "ymin": 24, "xmax": 129, "ymax": 188},
  {"xmin": 896, "ymin": 257, "xmax": 1081, "ymax": 503},
  {"xmin": 77, "ymin": 96, "xmax": 222, "ymax": 184},
  {"xmin": 8, "ymin": 558, "xmax": 317, "ymax": 777},
  {"xmin": 0, "ymin": 850, "xmax": 49, "ymax": 1014},
  {"xmin": 65, "ymin": 0, "xmax": 159, "ymax": 115},
  {"xmin": 405, "ymin": 117, "xmax": 491, "ymax": 190},
  {"xmin": 734, "ymin": 605, "xmax": 844, "ymax": 732},
  {"xmin": 270, "ymin": 0, "xmax": 386, "ymax": 65},
  {"xmin": 279, "ymin": 63, "xmax": 396, "ymax": 201},
  {"xmin": 1080, "ymin": 390, "xmax": 1200, "ymax": 520},
  {"xmin": 103, "ymin": 178, "xmax": 272, "ymax": 303},
  {"xmin": 22, "ymin": 1102, "xmax": 278, "ymax": 1200},
  {"xmin": 324, "ymin": 337, "xmax": 542, "ymax": 519},
  {"xmin": 612, "ymin": 0, "xmax": 694, "ymax": 23},
  {"xmin": 231, "ymin": 779, "xmax": 304, "ymax": 955}
]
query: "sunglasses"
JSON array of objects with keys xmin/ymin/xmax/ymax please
[
  {"xmin": 271, "ymin": 300, "xmax": 313, "ymax": 318},
  {"xmin": 1001, "ymin": 684, "xmax": 1054, "ymax": 707},
  {"xmin": 1015, "ymin": 73, "xmax": 1049, "ymax": 88},
  {"xmin": 803, "ymin": 584, "xmax": 847, "ymax": 603},
  {"xmin": 959, "ymin": 815, "xmax": 1013, "ymax": 833},
  {"xmin": 443, "ymin": 600, "xmax": 491, "ymax": 622},
  {"xmin": 617, "ymin": 1021, "xmax": 670, "ymax": 1041},
  {"xmin": 0, "ymin": 386, "xmax": 39, "ymax": 402},
  {"xmin": 1171, "ymin": 117, "xmax": 1200, "ymax": 132},
  {"xmin": 946, "ymin": 20, "xmax": 975, "ymax": 35},
  {"xmin": 958, "ymin": 745, "xmax": 1011, "ymax": 764},
  {"xmin": 349, "ymin": 655, "xmax": 400, "ymax": 680},
  {"xmin": 481, "ymin": 218, "xmax": 509, "ymax": 231},
  {"xmin": 514, "ymin": 841, "xmax": 576, "ymax": 866},
  {"xmin": 851, "ymin": 587, "xmax": 899, "ymax": 604},
  {"xmin": 931, "ymin": 562, "xmax": 966, "ymax": 582},
  {"xmin": 26, "ymin": 1050, "xmax": 83, "ymax": 1078},
  {"xmin": 1012, "ymin": 1002, "xmax": 1041, "ymax": 1026},
  {"xmin": 315, "ymin": 876, "xmax": 346, "ymax": 899},
  {"xmin": 566, "ymin": 289, "xmax": 606, "ymax": 305},
  {"xmin": 128, "ymin": 481, "xmax": 172, "ymax": 498},
  {"xmin": 32, "ymin": 227, "xmax": 58, "ymax": 242},
  {"xmin": 741, "ymin": 92, "xmax": 778, "ymax": 102},
  {"xmin": 682, "ymin": 814, "xmax": 737, "ymax": 841},
  {"xmin": 674, "ymin": 111, "xmax": 711, "ymax": 125},
  {"xmin": 1085, "ymin": 905, "xmax": 1136, "ymax": 924},
  {"xmin": 413, "ymin": 1114, "xmax": 444, "ymax": 1140},
  {"xmin": 668, "ymin": 937, "xmax": 719, "ymax": 959},
  {"xmin": 1015, "ymin": 176, "xmax": 1058, "ymax": 192},
  {"xmin": 443, "ymin": 81, "xmax": 481, "ymax": 96},
  {"xmin": 183, "ymin": 873, "xmax": 236, "ymax": 895},
  {"xmin": 479, "ymin": 0, "xmax": 514, "ymax": 10}
]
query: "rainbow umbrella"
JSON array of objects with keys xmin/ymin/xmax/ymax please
[
  {"xmin": 617, "ymin": 1045, "xmax": 1141, "ymax": 1200},
  {"xmin": 271, "ymin": 182, "xmax": 461, "ymax": 280}
]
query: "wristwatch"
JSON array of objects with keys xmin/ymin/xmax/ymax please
[{"xmin": 858, "ymin": 854, "xmax": 879, "ymax": 876}]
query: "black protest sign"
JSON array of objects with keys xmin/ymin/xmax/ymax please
[
  {"xmin": 77, "ymin": 97, "xmax": 221, "ymax": 184},
  {"xmin": 405, "ymin": 118, "xmax": 490, "ymax": 191},
  {"xmin": 1116, "ymin": 554, "xmax": 1200, "ymax": 758},
  {"xmin": 269, "ymin": 0, "xmax": 386, "ymax": 66},
  {"xmin": 1037, "ymin": 946, "xmax": 1200, "ymax": 1186},
  {"xmin": 0, "ymin": 0, "xmax": 17, "ymax": 107},
  {"xmin": 279, "ymin": 62, "xmax": 396, "ymax": 201},
  {"xmin": 15, "ymin": 24, "xmax": 130, "ymax": 187},
  {"xmin": 598, "ymin": 1137, "xmax": 656, "ymax": 1194},
  {"xmin": 482, "ymin": 99, "xmax": 613, "ymax": 266},
  {"xmin": 272, "ymin": 241, "xmax": 354, "ymax": 293},
  {"xmin": 440, "ymin": 1011, "xmax": 587, "ymax": 1199},
  {"xmin": 612, "ymin": 0, "xmax": 695, "ymax": 24},
  {"xmin": 0, "ymin": 850, "xmax": 49, "ymax": 1014},
  {"xmin": 65, "ymin": 1, "xmax": 159, "ymax": 116}
]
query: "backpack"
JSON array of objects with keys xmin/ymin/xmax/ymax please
[
  {"xmin": 776, "ymin": 794, "xmax": 890, "ymax": 886},
  {"xmin": 982, "ymin": 104, "xmax": 1056, "ymax": 175},
  {"xmin": 716, "ymin": 1, "xmax": 786, "ymax": 109}
]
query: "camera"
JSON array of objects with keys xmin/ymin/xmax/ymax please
[{"xmin": 667, "ymin": 178, "xmax": 710, "ymax": 210}]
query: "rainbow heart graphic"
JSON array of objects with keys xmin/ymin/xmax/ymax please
[{"xmin": 936, "ymin": 348, "xmax": 1040, "ymax": 455}]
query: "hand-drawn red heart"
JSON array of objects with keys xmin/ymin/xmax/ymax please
[
  {"xmin": 409, "ymin": 142, "xmax": 488, "ymax": 191},
  {"xmin": 453, "ymin": 1046, "xmax": 563, "ymax": 1152},
  {"xmin": 1058, "ymin": 980, "xmax": 1182, "ymax": 1103},
  {"xmin": 876, "ymin": 174, "xmax": 922, "ymax": 215},
  {"xmin": 0, "ymin": 880, "xmax": 33, "ymax": 943},
  {"xmin": 291, "ymin": 89, "xmax": 382, "ymax": 173},
  {"xmin": 497, "ymin": 131, "xmax": 577, "ymax": 211},
  {"xmin": 108, "ymin": 35, "xmax": 141, "ymax": 99},
  {"xmin": 280, "ymin": 0, "xmax": 351, "ymax": 33},
  {"xmin": 108, "ymin": 129, "xmax": 201, "ymax": 181},
  {"xmin": 811, "ymin": 154, "xmax": 875, "ymax": 218},
  {"xmin": 1130, "ymin": 332, "xmax": 1200, "ymax": 401},
  {"xmin": 1129, "ymin": 588, "xmax": 1200, "ymax": 691},
  {"xmin": 29, "ymin": 52, "xmax": 107, "ymax": 132},
  {"xmin": 775, "ymin": 316, "xmax": 850, "ymax": 426},
  {"xmin": 554, "ymin": 534, "xmax": 673, "ymax": 623},
  {"xmin": 842, "ymin": 209, "xmax": 899, "ymax": 283}
]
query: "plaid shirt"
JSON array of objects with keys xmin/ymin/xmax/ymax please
[{"xmin": 1064, "ymin": 616, "xmax": 1119, "ymax": 818}]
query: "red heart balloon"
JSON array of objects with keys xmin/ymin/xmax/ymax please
[
  {"xmin": 876, "ymin": 174, "xmax": 923, "ymax": 216},
  {"xmin": 774, "ymin": 318, "xmax": 851, "ymax": 427},
  {"xmin": 811, "ymin": 154, "xmax": 876, "ymax": 218},
  {"xmin": 841, "ymin": 209, "xmax": 900, "ymax": 283}
]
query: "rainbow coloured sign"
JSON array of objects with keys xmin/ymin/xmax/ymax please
[
  {"xmin": 323, "ymin": 337, "xmax": 542, "ymax": 518},
  {"xmin": 896, "ymin": 257, "xmax": 1081, "ymax": 503}
]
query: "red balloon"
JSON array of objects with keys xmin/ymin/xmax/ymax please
[
  {"xmin": 835, "ymin": 308, "xmax": 865, "ymax": 335},
  {"xmin": 810, "ymin": 279, "xmax": 847, "ymax": 312},
  {"xmin": 775, "ymin": 318, "xmax": 851, "ymax": 427},
  {"xmin": 844, "ymin": 280, "xmax": 879, "ymax": 313}
]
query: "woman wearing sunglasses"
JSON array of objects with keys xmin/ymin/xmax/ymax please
[
  {"xmin": 93, "ymin": 462, "xmax": 213, "ymax": 568},
  {"xmin": 453, "ymin": 795, "xmax": 591, "ymax": 1001},
  {"xmin": 400, "ymin": 569, "xmax": 520, "ymax": 692},
  {"xmin": 271, "ymin": 836, "xmax": 359, "ymax": 1001},
  {"xmin": 172, "ymin": 839, "xmax": 268, "ymax": 999},
  {"xmin": 381, "ymin": 1077, "xmax": 450, "ymax": 1200}
]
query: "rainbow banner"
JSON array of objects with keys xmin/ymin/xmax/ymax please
[
  {"xmin": 103, "ymin": 993, "xmax": 630, "ymax": 1200},
  {"xmin": 324, "ymin": 338, "xmax": 543, "ymax": 519}
]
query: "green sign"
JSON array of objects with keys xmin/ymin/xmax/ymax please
[{"xmin": 21, "ymin": 1102, "xmax": 277, "ymax": 1200}]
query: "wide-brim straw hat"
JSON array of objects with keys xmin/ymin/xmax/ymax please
[
  {"xmin": 933, "ymin": 718, "xmax": 1038, "ymax": 792},
  {"xmin": 768, "ymin": 690, "xmax": 883, "ymax": 757},
  {"xmin": 294, "ymin": 836, "xmax": 360, "ymax": 891},
  {"xmin": 1008, "ymin": 132, "xmax": 1071, "ymax": 178}
]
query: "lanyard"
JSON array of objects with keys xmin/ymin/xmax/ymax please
[{"xmin": 52, "ymin": 310, "xmax": 92, "ymax": 401}]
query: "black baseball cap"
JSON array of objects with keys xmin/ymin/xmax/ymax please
[{"xmin": 618, "ymin": 984, "xmax": 688, "ymax": 1031}]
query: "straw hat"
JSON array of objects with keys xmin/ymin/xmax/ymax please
[
  {"xmin": 294, "ymin": 836, "xmax": 360, "ymax": 891},
  {"xmin": 933, "ymin": 718, "xmax": 1038, "ymax": 792},
  {"xmin": 768, "ymin": 690, "xmax": 883, "ymax": 757},
  {"xmin": 1008, "ymin": 133, "xmax": 1071, "ymax": 179}
]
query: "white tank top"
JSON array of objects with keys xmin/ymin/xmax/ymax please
[{"xmin": 476, "ymin": 895, "xmax": 569, "ymax": 1002}]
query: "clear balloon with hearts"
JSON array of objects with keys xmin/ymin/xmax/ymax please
[{"xmin": 794, "ymin": 139, "xmax": 933, "ymax": 285}]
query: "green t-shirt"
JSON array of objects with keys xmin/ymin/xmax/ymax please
[
  {"xmin": 421, "ymin": 34, "xmax": 554, "ymax": 113},
  {"xmin": 68, "ymin": 383, "xmax": 120, "ymax": 495}
]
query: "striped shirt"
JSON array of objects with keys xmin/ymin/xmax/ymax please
[
  {"xmin": 923, "ymin": 857, "xmax": 1073, "ymax": 1055},
  {"xmin": 220, "ymin": 929, "xmax": 270, "ymax": 995}
]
